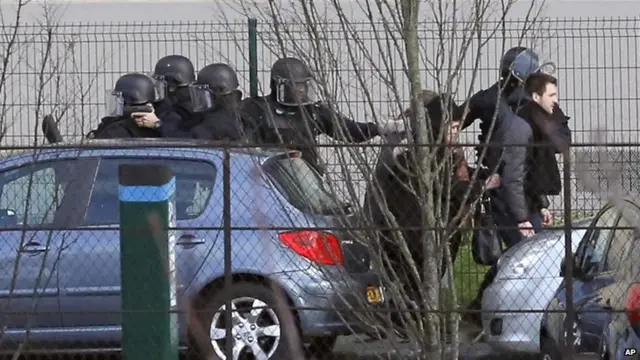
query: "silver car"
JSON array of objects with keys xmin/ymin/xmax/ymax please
[
  {"xmin": 0, "ymin": 139, "xmax": 383, "ymax": 358},
  {"xmin": 481, "ymin": 217, "xmax": 593, "ymax": 354}
]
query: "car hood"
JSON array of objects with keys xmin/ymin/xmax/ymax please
[{"xmin": 498, "ymin": 217, "xmax": 594, "ymax": 270}]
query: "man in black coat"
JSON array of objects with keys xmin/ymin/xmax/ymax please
[
  {"xmin": 462, "ymin": 47, "xmax": 573, "ymax": 324},
  {"xmin": 515, "ymin": 72, "xmax": 570, "ymax": 227}
]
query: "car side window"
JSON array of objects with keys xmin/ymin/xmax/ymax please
[
  {"xmin": 604, "ymin": 203, "xmax": 640, "ymax": 271},
  {"xmin": 579, "ymin": 206, "xmax": 620, "ymax": 274},
  {"xmin": 0, "ymin": 160, "xmax": 82, "ymax": 227},
  {"xmin": 85, "ymin": 158, "xmax": 216, "ymax": 226}
]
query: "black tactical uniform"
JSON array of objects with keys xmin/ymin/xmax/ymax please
[
  {"xmin": 241, "ymin": 57, "xmax": 381, "ymax": 173},
  {"xmin": 88, "ymin": 73, "xmax": 171, "ymax": 139},
  {"xmin": 169, "ymin": 63, "xmax": 246, "ymax": 141}
]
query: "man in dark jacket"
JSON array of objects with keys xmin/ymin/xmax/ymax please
[
  {"xmin": 516, "ymin": 72, "xmax": 571, "ymax": 227},
  {"xmin": 88, "ymin": 73, "xmax": 181, "ymax": 139},
  {"xmin": 168, "ymin": 63, "xmax": 246, "ymax": 141},
  {"xmin": 464, "ymin": 49, "xmax": 573, "ymax": 325},
  {"xmin": 462, "ymin": 47, "xmax": 553, "ymax": 324},
  {"xmin": 241, "ymin": 57, "xmax": 405, "ymax": 173}
]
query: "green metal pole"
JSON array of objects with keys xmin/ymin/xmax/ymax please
[
  {"xmin": 118, "ymin": 164, "xmax": 178, "ymax": 360},
  {"xmin": 248, "ymin": 17, "xmax": 259, "ymax": 97}
]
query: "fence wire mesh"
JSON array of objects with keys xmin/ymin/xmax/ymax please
[{"xmin": 0, "ymin": 15, "xmax": 638, "ymax": 360}]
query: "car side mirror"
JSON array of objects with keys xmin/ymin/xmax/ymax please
[{"xmin": 0, "ymin": 209, "xmax": 18, "ymax": 227}]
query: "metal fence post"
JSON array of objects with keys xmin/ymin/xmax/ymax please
[
  {"xmin": 118, "ymin": 164, "xmax": 179, "ymax": 360},
  {"xmin": 223, "ymin": 146, "xmax": 234, "ymax": 359},
  {"xmin": 248, "ymin": 17, "xmax": 259, "ymax": 98},
  {"xmin": 563, "ymin": 148, "xmax": 574, "ymax": 359}
]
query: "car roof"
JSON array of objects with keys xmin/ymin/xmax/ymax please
[{"xmin": 5, "ymin": 138, "xmax": 292, "ymax": 159}]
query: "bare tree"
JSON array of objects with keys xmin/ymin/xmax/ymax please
[
  {"xmin": 181, "ymin": 0, "xmax": 554, "ymax": 358},
  {"xmin": 0, "ymin": 3, "xmax": 101, "ymax": 359}
]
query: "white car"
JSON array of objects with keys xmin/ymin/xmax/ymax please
[{"xmin": 481, "ymin": 218, "xmax": 593, "ymax": 354}]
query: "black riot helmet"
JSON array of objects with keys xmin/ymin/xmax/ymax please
[
  {"xmin": 500, "ymin": 46, "xmax": 544, "ymax": 83},
  {"xmin": 153, "ymin": 55, "xmax": 196, "ymax": 88},
  {"xmin": 105, "ymin": 73, "xmax": 161, "ymax": 117},
  {"xmin": 188, "ymin": 63, "xmax": 241, "ymax": 112},
  {"xmin": 152, "ymin": 55, "xmax": 196, "ymax": 103},
  {"xmin": 269, "ymin": 57, "xmax": 318, "ymax": 107}
]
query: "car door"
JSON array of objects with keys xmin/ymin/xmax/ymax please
[
  {"xmin": 58, "ymin": 156, "xmax": 217, "ymax": 344},
  {"xmin": 0, "ymin": 158, "xmax": 93, "ymax": 344},
  {"xmin": 547, "ymin": 206, "xmax": 620, "ymax": 351},
  {"xmin": 578, "ymin": 203, "xmax": 640, "ymax": 351},
  {"xmin": 562, "ymin": 204, "xmax": 636, "ymax": 353}
]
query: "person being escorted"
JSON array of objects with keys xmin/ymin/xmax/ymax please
[
  {"xmin": 241, "ymin": 57, "xmax": 406, "ymax": 173},
  {"xmin": 365, "ymin": 90, "xmax": 501, "ymax": 336}
]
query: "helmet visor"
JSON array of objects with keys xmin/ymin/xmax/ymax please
[
  {"xmin": 149, "ymin": 73, "xmax": 167, "ymax": 101},
  {"xmin": 188, "ymin": 84, "xmax": 214, "ymax": 113},
  {"xmin": 105, "ymin": 90, "xmax": 124, "ymax": 117},
  {"xmin": 538, "ymin": 61, "xmax": 557, "ymax": 75},
  {"xmin": 509, "ymin": 49, "xmax": 541, "ymax": 81},
  {"xmin": 276, "ymin": 78, "xmax": 318, "ymax": 106}
]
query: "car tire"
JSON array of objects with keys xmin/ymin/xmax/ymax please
[
  {"xmin": 540, "ymin": 335, "xmax": 563, "ymax": 360},
  {"xmin": 189, "ymin": 281, "xmax": 300, "ymax": 360},
  {"xmin": 307, "ymin": 335, "xmax": 338, "ymax": 359}
]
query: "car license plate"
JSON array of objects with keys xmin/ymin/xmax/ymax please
[{"xmin": 366, "ymin": 285, "xmax": 384, "ymax": 304}]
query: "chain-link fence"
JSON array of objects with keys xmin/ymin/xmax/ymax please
[
  {"xmin": 0, "ymin": 15, "xmax": 639, "ymax": 360},
  {"xmin": 0, "ymin": 140, "xmax": 637, "ymax": 360}
]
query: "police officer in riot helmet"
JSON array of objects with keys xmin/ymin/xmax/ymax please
[
  {"xmin": 167, "ymin": 63, "xmax": 245, "ymax": 141},
  {"xmin": 242, "ymin": 57, "xmax": 405, "ymax": 173},
  {"xmin": 88, "ymin": 73, "xmax": 180, "ymax": 139},
  {"xmin": 461, "ymin": 46, "xmax": 572, "ymax": 325},
  {"xmin": 152, "ymin": 55, "xmax": 195, "ymax": 111}
]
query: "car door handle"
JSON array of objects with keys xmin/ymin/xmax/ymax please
[
  {"xmin": 176, "ymin": 235, "xmax": 205, "ymax": 247},
  {"xmin": 20, "ymin": 242, "xmax": 49, "ymax": 254}
]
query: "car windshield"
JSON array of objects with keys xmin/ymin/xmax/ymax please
[{"xmin": 262, "ymin": 155, "xmax": 348, "ymax": 215}]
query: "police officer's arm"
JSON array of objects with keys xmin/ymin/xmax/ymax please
[
  {"xmin": 315, "ymin": 104, "xmax": 380, "ymax": 142},
  {"xmin": 462, "ymin": 84, "xmax": 500, "ymax": 130},
  {"xmin": 501, "ymin": 115, "xmax": 534, "ymax": 224}
]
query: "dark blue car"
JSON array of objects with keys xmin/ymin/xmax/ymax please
[{"xmin": 540, "ymin": 200, "xmax": 640, "ymax": 359}]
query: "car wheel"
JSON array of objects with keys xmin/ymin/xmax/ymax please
[
  {"xmin": 540, "ymin": 335, "xmax": 563, "ymax": 360},
  {"xmin": 189, "ymin": 282, "xmax": 299, "ymax": 360},
  {"xmin": 307, "ymin": 335, "xmax": 338, "ymax": 359}
]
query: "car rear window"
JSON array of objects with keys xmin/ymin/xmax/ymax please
[{"xmin": 262, "ymin": 154, "xmax": 348, "ymax": 215}]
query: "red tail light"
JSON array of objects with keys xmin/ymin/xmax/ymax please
[
  {"xmin": 626, "ymin": 283, "xmax": 640, "ymax": 324},
  {"xmin": 278, "ymin": 231, "xmax": 344, "ymax": 265}
]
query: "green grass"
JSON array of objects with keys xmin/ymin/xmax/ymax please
[{"xmin": 453, "ymin": 243, "xmax": 489, "ymax": 307}]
